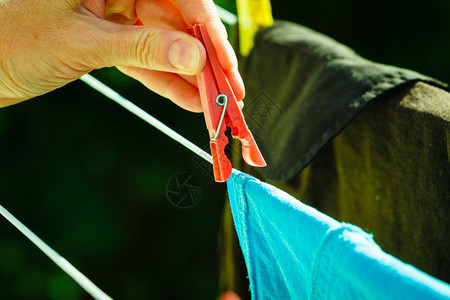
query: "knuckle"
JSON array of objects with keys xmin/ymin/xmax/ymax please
[{"xmin": 134, "ymin": 28, "xmax": 160, "ymax": 70}]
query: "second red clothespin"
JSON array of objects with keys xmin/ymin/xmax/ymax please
[{"xmin": 188, "ymin": 24, "xmax": 266, "ymax": 182}]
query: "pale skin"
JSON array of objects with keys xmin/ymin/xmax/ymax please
[{"xmin": 0, "ymin": 0, "xmax": 245, "ymax": 112}]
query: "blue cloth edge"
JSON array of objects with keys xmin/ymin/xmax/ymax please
[{"xmin": 227, "ymin": 170, "xmax": 450, "ymax": 299}]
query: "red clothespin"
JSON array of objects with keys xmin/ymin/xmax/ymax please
[{"xmin": 188, "ymin": 24, "xmax": 266, "ymax": 182}]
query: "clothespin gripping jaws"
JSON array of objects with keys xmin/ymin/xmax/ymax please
[{"xmin": 187, "ymin": 24, "xmax": 266, "ymax": 182}]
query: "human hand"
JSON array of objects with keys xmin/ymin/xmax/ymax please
[{"xmin": 0, "ymin": 0, "xmax": 244, "ymax": 112}]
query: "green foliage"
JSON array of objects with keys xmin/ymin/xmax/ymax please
[{"xmin": 0, "ymin": 0, "xmax": 448, "ymax": 299}]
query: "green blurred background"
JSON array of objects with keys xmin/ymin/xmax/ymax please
[{"xmin": 0, "ymin": 0, "xmax": 448, "ymax": 299}]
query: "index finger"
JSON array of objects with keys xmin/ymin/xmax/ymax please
[
  {"xmin": 174, "ymin": 0, "xmax": 233, "ymax": 68},
  {"xmin": 174, "ymin": 0, "xmax": 244, "ymax": 100}
]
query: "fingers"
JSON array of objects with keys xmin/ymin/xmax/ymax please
[
  {"xmin": 76, "ymin": 0, "xmax": 244, "ymax": 110},
  {"xmin": 80, "ymin": 18, "xmax": 206, "ymax": 75},
  {"xmin": 105, "ymin": 0, "xmax": 137, "ymax": 24},
  {"xmin": 173, "ymin": 0, "xmax": 244, "ymax": 99},
  {"xmin": 227, "ymin": 68, "xmax": 245, "ymax": 101},
  {"xmin": 133, "ymin": 0, "xmax": 243, "ymax": 98},
  {"xmin": 178, "ymin": 74, "xmax": 198, "ymax": 88},
  {"xmin": 118, "ymin": 66, "xmax": 202, "ymax": 112},
  {"xmin": 135, "ymin": 0, "xmax": 186, "ymax": 31},
  {"xmin": 174, "ymin": 0, "xmax": 237, "ymax": 71}
]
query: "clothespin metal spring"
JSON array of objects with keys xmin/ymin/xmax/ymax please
[{"xmin": 212, "ymin": 94, "xmax": 228, "ymax": 141}]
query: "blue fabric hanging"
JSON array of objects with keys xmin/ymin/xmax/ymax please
[{"xmin": 227, "ymin": 170, "xmax": 450, "ymax": 299}]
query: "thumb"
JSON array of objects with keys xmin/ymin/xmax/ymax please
[{"xmin": 84, "ymin": 20, "xmax": 206, "ymax": 75}]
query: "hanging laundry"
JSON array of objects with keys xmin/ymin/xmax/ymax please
[
  {"xmin": 224, "ymin": 21, "xmax": 450, "ymax": 287},
  {"xmin": 227, "ymin": 170, "xmax": 450, "ymax": 299}
]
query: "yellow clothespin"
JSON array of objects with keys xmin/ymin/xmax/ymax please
[{"xmin": 236, "ymin": 0, "xmax": 274, "ymax": 57}]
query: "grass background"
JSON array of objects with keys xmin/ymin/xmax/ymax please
[{"xmin": 0, "ymin": 0, "xmax": 448, "ymax": 299}]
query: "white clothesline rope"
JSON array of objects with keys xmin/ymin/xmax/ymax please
[
  {"xmin": 215, "ymin": 4, "xmax": 238, "ymax": 25},
  {"xmin": 0, "ymin": 73, "xmax": 215, "ymax": 300},
  {"xmin": 0, "ymin": 75, "xmax": 215, "ymax": 300},
  {"xmin": 79, "ymin": 74, "xmax": 213, "ymax": 164},
  {"xmin": 0, "ymin": 204, "xmax": 113, "ymax": 300},
  {"xmin": 0, "ymin": 5, "xmax": 237, "ymax": 299}
]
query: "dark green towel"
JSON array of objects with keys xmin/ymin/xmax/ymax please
[{"xmin": 241, "ymin": 21, "xmax": 448, "ymax": 181}]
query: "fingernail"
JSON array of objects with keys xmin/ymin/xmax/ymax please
[{"xmin": 168, "ymin": 40, "xmax": 200, "ymax": 72}]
